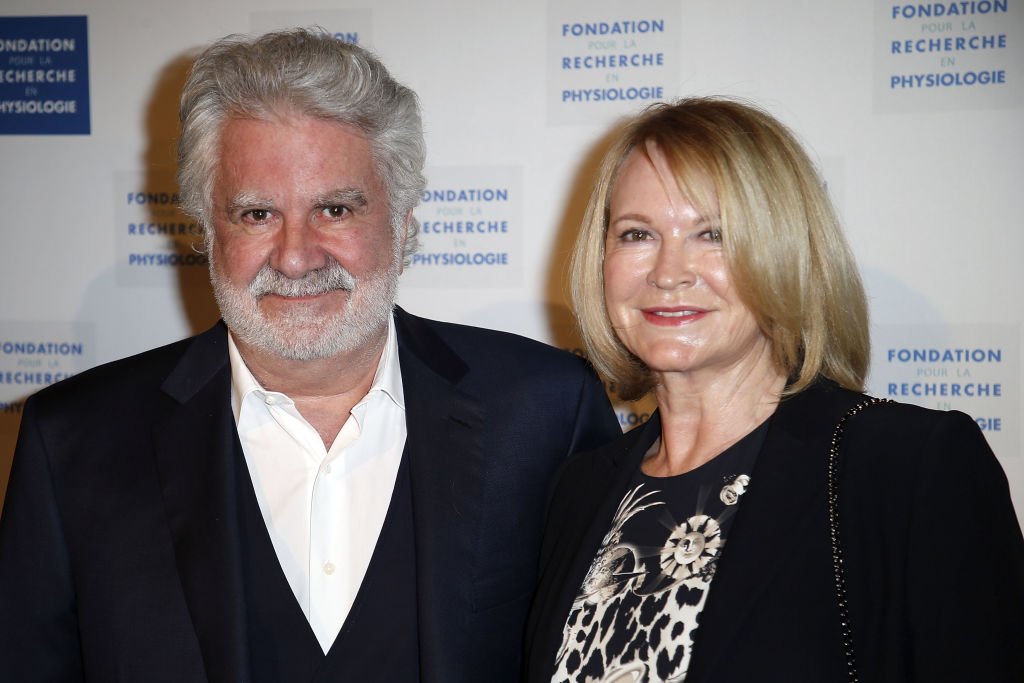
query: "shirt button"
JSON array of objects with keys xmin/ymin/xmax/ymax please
[
  {"xmin": 323, "ymin": 562, "xmax": 335, "ymax": 575},
  {"xmin": 323, "ymin": 463, "xmax": 333, "ymax": 475},
  {"xmin": 264, "ymin": 395, "xmax": 277, "ymax": 406}
]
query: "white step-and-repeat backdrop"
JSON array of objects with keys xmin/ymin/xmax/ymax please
[{"xmin": 2, "ymin": 1, "xmax": 1022, "ymax": 523}]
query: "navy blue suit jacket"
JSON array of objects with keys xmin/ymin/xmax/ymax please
[
  {"xmin": 524, "ymin": 380, "xmax": 1024, "ymax": 682},
  {"xmin": 0, "ymin": 308, "xmax": 620, "ymax": 682}
]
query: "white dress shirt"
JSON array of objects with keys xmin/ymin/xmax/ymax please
[{"xmin": 228, "ymin": 318, "xmax": 407, "ymax": 653}]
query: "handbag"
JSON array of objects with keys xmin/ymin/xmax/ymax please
[{"xmin": 827, "ymin": 397, "xmax": 893, "ymax": 683}]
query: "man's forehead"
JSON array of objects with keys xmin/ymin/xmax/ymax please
[
  {"xmin": 221, "ymin": 110, "xmax": 369, "ymax": 142},
  {"xmin": 214, "ymin": 114, "xmax": 386, "ymax": 199}
]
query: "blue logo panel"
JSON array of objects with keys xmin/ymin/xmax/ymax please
[{"xmin": 0, "ymin": 16, "xmax": 90, "ymax": 135}]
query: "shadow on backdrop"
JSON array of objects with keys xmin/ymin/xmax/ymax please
[
  {"xmin": 0, "ymin": 50, "xmax": 218, "ymax": 515},
  {"xmin": 143, "ymin": 50, "xmax": 220, "ymax": 333},
  {"xmin": 542, "ymin": 121, "xmax": 626, "ymax": 353}
]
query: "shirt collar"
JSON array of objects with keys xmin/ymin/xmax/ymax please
[
  {"xmin": 227, "ymin": 314, "xmax": 405, "ymax": 425},
  {"xmin": 373, "ymin": 314, "xmax": 405, "ymax": 411}
]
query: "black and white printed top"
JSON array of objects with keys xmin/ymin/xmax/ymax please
[{"xmin": 551, "ymin": 420, "xmax": 769, "ymax": 683}]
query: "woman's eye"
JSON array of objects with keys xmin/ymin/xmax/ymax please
[
  {"xmin": 620, "ymin": 228, "xmax": 651, "ymax": 241},
  {"xmin": 700, "ymin": 228, "xmax": 722, "ymax": 242}
]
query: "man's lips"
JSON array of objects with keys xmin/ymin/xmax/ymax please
[
  {"xmin": 641, "ymin": 307, "xmax": 708, "ymax": 325},
  {"xmin": 260, "ymin": 289, "xmax": 347, "ymax": 303}
]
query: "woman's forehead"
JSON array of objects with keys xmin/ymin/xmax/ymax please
[{"xmin": 612, "ymin": 142, "xmax": 720, "ymax": 218}]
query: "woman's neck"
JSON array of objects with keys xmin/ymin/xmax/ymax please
[{"xmin": 644, "ymin": 349, "xmax": 787, "ymax": 477}]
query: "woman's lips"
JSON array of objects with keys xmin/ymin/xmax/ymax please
[{"xmin": 641, "ymin": 307, "xmax": 708, "ymax": 325}]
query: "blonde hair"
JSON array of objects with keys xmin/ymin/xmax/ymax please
[{"xmin": 572, "ymin": 98, "xmax": 869, "ymax": 399}]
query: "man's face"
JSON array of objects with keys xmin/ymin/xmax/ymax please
[{"xmin": 208, "ymin": 114, "xmax": 404, "ymax": 361}]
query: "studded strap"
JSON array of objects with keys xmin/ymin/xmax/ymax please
[{"xmin": 827, "ymin": 396, "xmax": 893, "ymax": 683}]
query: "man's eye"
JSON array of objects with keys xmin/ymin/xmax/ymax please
[
  {"xmin": 321, "ymin": 205, "xmax": 349, "ymax": 219},
  {"xmin": 242, "ymin": 209, "xmax": 271, "ymax": 223}
]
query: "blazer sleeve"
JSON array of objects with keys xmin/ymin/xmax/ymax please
[
  {"xmin": 900, "ymin": 410, "xmax": 1024, "ymax": 681},
  {"xmin": 563, "ymin": 364, "xmax": 621, "ymax": 457},
  {"xmin": 0, "ymin": 397, "xmax": 85, "ymax": 682}
]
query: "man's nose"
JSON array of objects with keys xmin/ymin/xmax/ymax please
[{"xmin": 271, "ymin": 217, "xmax": 327, "ymax": 279}]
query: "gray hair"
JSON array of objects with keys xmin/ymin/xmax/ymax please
[{"xmin": 177, "ymin": 28, "xmax": 425, "ymax": 262}]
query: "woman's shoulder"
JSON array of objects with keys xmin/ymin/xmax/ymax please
[
  {"xmin": 562, "ymin": 412, "xmax": 658, "ymax": 475},
  {"xmin": 785, "ymin": 378, "xmax": 983, "ymax": 449},
  {"xmin": 841, "ymin": 395, "xmax": 987, "ymax": 461},
  {"xmin": 829, "ymin": 390, "xmax": 1008, "ymax": 506},
  {"xmin": 778, "ymin": 378, "xmax": 997, "ymax": 480},
  {"xmin": 546, "ymin": 413, "xmax": 659, "ymax": 514}
]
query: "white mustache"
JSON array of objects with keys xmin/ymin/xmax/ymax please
[{"xmin": 247, "ymin": 257, "xmax": 356, "ymax": 298}]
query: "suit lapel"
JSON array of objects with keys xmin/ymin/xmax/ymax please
[
  {"xmin": 684, "ymin": 382, "xmax": 859, "ymax": 682},
  {"xmin": 394, "ymin": 309, "xmax": 487, "ymax": 683},
  {"xmin": 153, "ymin": 324, "xmax": 251, "ymax": 683}
]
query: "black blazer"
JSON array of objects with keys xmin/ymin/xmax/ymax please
[
  {"xmin": 524, "ymin": 380, "xmax": 1024, "ymax": 682},
  {"xmin": 0, "ymin": 308, "xmax": 620, "ymax": 683}
]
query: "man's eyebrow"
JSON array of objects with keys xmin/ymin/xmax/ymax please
[
  {"xmin": 224, "ymin": 189, "xmax": 371, "ymax": 214},
  {"xmin": 315, "ymin": 188, "xmax": 369, "ymax": 209},
  {"xmin": 226, "ymin": 192, "xmax": 274, "ymax": 214}
]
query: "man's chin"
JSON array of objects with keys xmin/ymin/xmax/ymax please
[
  {"xmin": 256, "ymin": 290, "xmax": 350, "ymax": 318},
  {"xmin": 240, "ymin": 325, "xmax": 341, "ymax": 361},
  {"xmin": 232, "ymin": 315, "xmax": 389, "ymax": 362}
]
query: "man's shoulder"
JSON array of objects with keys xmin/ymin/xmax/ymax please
[
  {"xmin": 28, "ymin": 325, "xmax": 224, "ymax": 411},
  {"xmin": 396, "ymin": 308, "xmax": 586, "ymax": 370}
]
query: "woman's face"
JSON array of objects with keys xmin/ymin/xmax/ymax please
[{"xmin": 603, "ymin": 146, "xmax": 771, "ymax": 383}]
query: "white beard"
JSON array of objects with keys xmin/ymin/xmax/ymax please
[{"xmin": 209, "ymin": 252, "xmax": 400, "ymax": 361}]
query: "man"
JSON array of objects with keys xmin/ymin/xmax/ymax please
[{"xmin": 0, "ymin": 29, "xmax": 619, "ymax": 682}]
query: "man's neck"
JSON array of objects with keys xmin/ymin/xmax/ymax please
[{"xmin": 234, "ymin": 328, "xmax": 388, "ymax": 449}]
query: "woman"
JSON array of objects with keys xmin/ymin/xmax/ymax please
[{"xmin": 523, "ymin": 98, "xmax": 1024, "ymax": 683}]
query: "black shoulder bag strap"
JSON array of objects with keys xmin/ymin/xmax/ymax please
[{"xmin": 827, "ymin": 396, "xmax": 894, "ymax": 683}]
